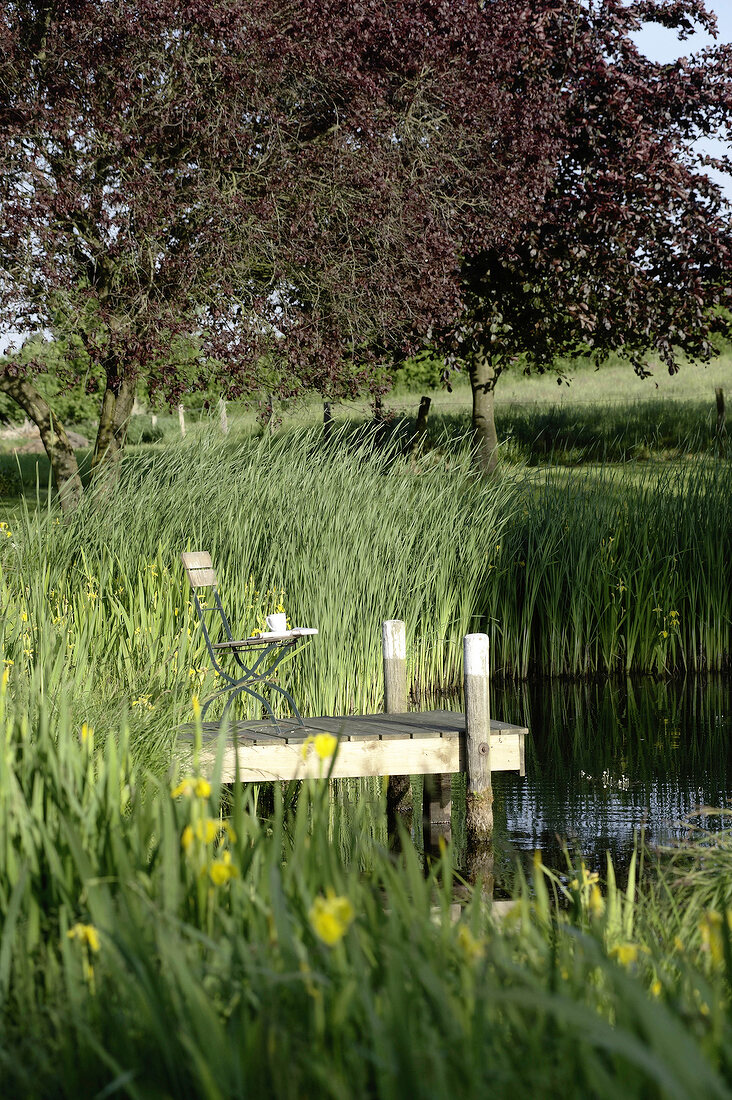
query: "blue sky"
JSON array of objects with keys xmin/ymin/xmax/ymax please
[{"xmin": 631, "ymin": 1, "xmax": 732, "ymax": 197}]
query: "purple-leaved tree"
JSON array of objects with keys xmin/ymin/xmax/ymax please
[
  {"xmin": 0, "ymin": 0, "xmax": 564, "ymax": 507},
  {"xmin": 445, "ymin": 0, "xmax": 732, "ymax": 474}
]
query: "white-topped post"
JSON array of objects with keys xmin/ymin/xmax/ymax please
[
  {"xmin": 383, "ymin": 620, "xmax": 410, "ymax": 821},
  {"xmin": 383, "ymin": 620, "xmax": 407, "ymax": 714},
  {"xmin": 464, "ymin": 633, "xmax": 493, "ymax": 839}
]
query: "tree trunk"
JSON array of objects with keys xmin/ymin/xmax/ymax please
[
  {"xmin": 0, "ymin": 372, "xmax": 83, "ymax": 512},
  {"xmin": 467, "ymin": 354, "xmax": 499, "ymax": 476},
  {"xmin": 91, "ymin": 371, "xmax": 136, "ymax": 487}
]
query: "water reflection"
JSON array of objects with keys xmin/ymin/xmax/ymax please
[{"xmin": 483, "ymin": 677, "xmax": 732, "ymax": 882}]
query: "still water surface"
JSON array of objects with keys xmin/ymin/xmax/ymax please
[{"xmin": 481, "ymin": 677, "xmax": 732, "ymax": 883}]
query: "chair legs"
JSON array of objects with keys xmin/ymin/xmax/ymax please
[{"xmin": 200, "ymin": 674, "xmax": 305, "ymax": 734}]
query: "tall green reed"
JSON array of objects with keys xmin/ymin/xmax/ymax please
[
  {"xmin": 0, "ymin": 429, "xmax": 729, "ymax": 760},
  {"xmin": 1, "ymin": 427, "xmax": 516, "ymax": 747}
]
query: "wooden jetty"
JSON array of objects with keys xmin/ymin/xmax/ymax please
[
  {"xmin": 178, "ymin": 710, "xmax": 527, "ymax": 783},
  {"xmin": 177, "ymin": 622, "xmax": 528, "ymax": 843}
]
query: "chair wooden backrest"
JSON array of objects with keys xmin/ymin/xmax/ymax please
[
  {"xmin": 181, "ymin": 551, "xmax": 218, "ymax": 590},
  {"xmin": 180, "ymin": 551, "xmax": 234, "ymax": 655}
]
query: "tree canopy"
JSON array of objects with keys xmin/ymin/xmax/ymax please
[
  {"xmin": 0, "ymin": 0, "xmax": 567, "ymax": 503},
  {"xmin": 446, "ymin": 0, "xmax": 732, "ymax": 472},
  {"xmin": 2, "ymin": 0, "xmax": 730, "ymax": 496}
]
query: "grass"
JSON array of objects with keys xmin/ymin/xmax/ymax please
[
  {"xmin": 0, "ymin": 429, "xmax": 729, "ymax": 782},
  {"xmin": 0, "ymin": 367, "xmax": 731, "ymax": 1095},
  {"xmin": 3, "ymin": 677, "xmax": 732, "ymax": 1098}
]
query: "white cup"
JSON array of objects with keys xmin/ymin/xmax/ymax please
[{"xmin": 266, "ymin": 612, "xmax": 287, "ymax": 633}]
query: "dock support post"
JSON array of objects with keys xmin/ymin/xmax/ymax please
[
  {"xmin": 383, "ymin": 620, "xmax": 411, "ymax": 822},
  {"xmin": 464, "ymin": 633, "xmax": 493, "ymax": 839}
]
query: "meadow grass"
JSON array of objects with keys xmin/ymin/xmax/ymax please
[{"xmin": 0, "ymin": 380, "xmax": 731, "ymax": 1095}]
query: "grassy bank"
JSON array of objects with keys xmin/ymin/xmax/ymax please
[{"xmin": 2, "ymin": 678, "xmax": 732, "ymax": 1098}]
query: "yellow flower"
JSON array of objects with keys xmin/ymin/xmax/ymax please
[
  {"xmin": 0, "ymin": 666, "xmax": 9, "ymax": 695},
  {"xmin": 67, "ymin": 923, "xmax": 101, "ymax": 953},
  {"xmin": 314, "ymin": 733, "xmax": 338, "ymax": 760},
  {"xmin": 171, "ymin": 776, "xmax": 211, "ymax": 799},
  {"xmin": 650, "ymin": 979, "xmax": 662, "ymax": 998},
  {"xmin": 589, "ymin": 884, "xmax": 605, "ymax": 919},
  {"xmin": 610, "ymin": 943, "xmax": 639, "ymax": 968},
  {"xmin": 209, "ymin": 850, "xmax": 239, "ymax": 886},
  {"xmin": 309, "ymin": 889, "xmax": 354, "ymax": 946},
  {"xmin": 301, "ymin": 732, "xmax": 339, "ymax": 762},
  {"xmin": 699, "ymin": 910, "xmax": 729, "ymax": 967},
  {"xmin": 181, "ymin": 817, "xmax": 219, "ymax": 851},
  {"xmin": 456, "ymin": 924, "xmax": 485, "ymax": 962},
  {"xmin": 192, "ymin": 693, "xmax": 201, "ymax": 718},
  {"xmin": 570, "ymin": 865, "xmax": 599, "ymax": 891},
  {"xmin": 80, "ymin": 723, "xmax": 93, "ymax": 745}
]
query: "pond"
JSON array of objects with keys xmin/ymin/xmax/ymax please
[{"xmin": 482, "ymin": 676, "xmax": 732, "ymax": 885}]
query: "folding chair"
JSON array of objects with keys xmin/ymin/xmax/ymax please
[{"xmin": 180, "ymin": 551, "xmax": 317, "ymax": 732}]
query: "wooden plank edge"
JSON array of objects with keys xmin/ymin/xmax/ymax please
[{"xmin": 196, "ymin": 730, "xmax": 524, "ymax": 782}]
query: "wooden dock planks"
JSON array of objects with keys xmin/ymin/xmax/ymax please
[{"xmin": 178, "ymin": 710, "xmax": 528, "ymax": 782}]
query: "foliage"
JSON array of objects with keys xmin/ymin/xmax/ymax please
[
  {"xmin": 391, "ymin": 351, "xmax": 447, "ymax": 394},
  {"xmin": 0, "ymin": 337, "xmax": 101, "ymax": 427},
  {"xmin": 0, "ymin": 0, "xmax": 563, "ymax": 406},
  {"xmin": 450, "ymin": 0, "xmax": 732, "ymax": 383},
  {"xmin": 0, "ymin": 431, "xmax": 729, "ymax": 774},
  {"xmin": 2, "ymin": 674, "xmax": 732, "ymax": 1097}
]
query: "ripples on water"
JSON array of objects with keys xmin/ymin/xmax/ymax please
[{"xmin": 482, "ymin": 677, "xmax": 732, "ymax": 882}]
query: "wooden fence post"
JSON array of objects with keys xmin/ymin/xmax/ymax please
[
  {"xmin": 219, "ymin": 396, "xmax": 229, "ymax": 435},
  {"xmin": 412, "ymin": 395, "xmax": 431, "ymax": 456},
  {"xmin": 178, "ymin": 404, "xmax": 186, "ymax": 437},
  {"xmin": 464, "ymin": 633, "xmax": 493, "ymax": 839},
  {"xmin": 716, "ymin": 387, "xmax": 726, "ymax": 437},
  {"xmin": 383, "ymin": 620, "xmax": 411, "ymax": 822},
  {"xmin": 323, "ymin": 401, "xmax": 333, "ymax": 445}
]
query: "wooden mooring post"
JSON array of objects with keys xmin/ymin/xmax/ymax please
[
  {"xmin": 383, "ymin": 620, "xmax": 412, "ymax": 822},
  {"xmin": 464, "ymin": 633, "xmax": 492, "ymax": 838}
]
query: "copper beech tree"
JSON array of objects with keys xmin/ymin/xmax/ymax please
[
  {"xmin": 448, "ymin": 0, "xmax": 732, "ymax": 474},
  {"xmin": 0, "ymin": 0, "xmax": 564, "ymax": 507},
  {"xmin": 3, "ymin": 2, "xmax": 730, "ymax": 501}
]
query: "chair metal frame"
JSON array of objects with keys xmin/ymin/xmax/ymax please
[{"xmin": 181, "ymin": 552, "xmax": 308, "ymax": 732}]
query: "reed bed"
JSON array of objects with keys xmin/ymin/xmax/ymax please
[
  {"xmin": 0, "ymin": 429, "xmax": 730, "ymax": 764},
  {"xmin": 486, "ymin": 460, "xmax": 731, "ymax": 677},
  {"xmin": 2, "ymin": 679, "xmax": 732, "ymax": 1098}
]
